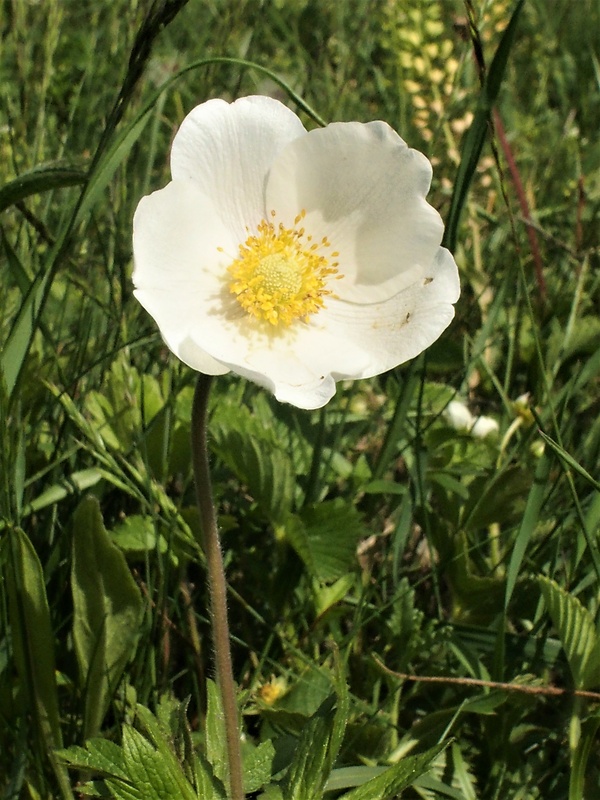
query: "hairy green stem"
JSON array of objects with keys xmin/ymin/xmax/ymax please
[{"xmin": 191, "ymin": 374, "xmax": 244, "ymax": 800}]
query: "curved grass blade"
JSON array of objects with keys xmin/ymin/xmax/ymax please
[
  {"xmin": 0, "ymin": 166, "xmax": 86, "ymax": 214},
  {"xmin": 3, "ymin": 527, "xmax": 72, "ymax": 799},
  {"xmin": 443, "ymin": 0, "xmax": 525, "ymax": 252}
]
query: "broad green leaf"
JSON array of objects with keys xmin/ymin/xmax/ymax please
[
  {"xmin": 313, "ymin": 575, "xmax": 355, "ymax": 618},
  {"xmin": 262, "ymin": 787, "xmax": 285, "ymax": 800},
  {"xmin": 4, "ymin": 528, "xmax": 71, "ymax": 796},
  {"xmin": 339, "ymin": 741, "xmax": 447, "ymax": 800},
  {"xmin": 110, "ymin": 515, "xmax": 167, "ymax": 556},
  {"xmin": 538, "ymin": 576, "xmax": 600, "ymax": 690},
  {"xmin": 0, "ymin": 164, "xmax": 86, "ymax": 213},
  {"xmin": 362, "ymin": 480, "xmax": 407, "ymax": 496},
  {"xmin": 71, "ymin": 496, "xmax": 145, "ymax": 738},
  {"xmin": 284, "ymin": 500, "xmax": 365, "ymax": 582},
  {"xmin": 58, "ymin": 708, "xmax": 225, "ymax": 800}
]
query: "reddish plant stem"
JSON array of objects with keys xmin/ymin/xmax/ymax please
[{"xmin": 492, "ymin": 108, "xmax": 547, "ymax": 301}]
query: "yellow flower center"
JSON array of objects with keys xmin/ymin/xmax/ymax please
[{"xmin": 226, "ymin": 210, "xmax": 340, "ymax": 326}]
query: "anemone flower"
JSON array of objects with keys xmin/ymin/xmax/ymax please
[{"xmin": 133, "ymin": 95, "xmax": 460, "ymax": 409}]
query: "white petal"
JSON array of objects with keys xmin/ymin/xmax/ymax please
[
  {"xmin": 445, "ymin": 401, "xmax": 474, "ymax": 431},
  {"xmin": 266, "ymin": 120, "xmax": 444, "ymax": 303},
  {"xmin": 170, "ymin": 96, "xmax": 306, "ymax": 242},
  {"xmin": 470, "ymin": 416, "xmax": 499, "ymax": 438},
  {"xmin": 133, "ymin": 179, "xmax": 235, "ymax": 375},
  {"xmin": 317, "ymin": 247, "xmax": 460, "ymax": 379}
]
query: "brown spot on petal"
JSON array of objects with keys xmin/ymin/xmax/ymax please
[{"xmin": 424, "ymin": 277, "xmax": 433, "ymax": 285}]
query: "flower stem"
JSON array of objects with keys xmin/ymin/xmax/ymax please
[{"xmin": 191, "ymin": 374, "xmax": 244, "ymax": 800}]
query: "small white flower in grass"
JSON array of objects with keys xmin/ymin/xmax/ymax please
[
  {"xmin": 470, "ymin": 415, "xmax": 499, "ymax": 439},
  {"xmin": 444, "ymin": 400, "xmax": 474, "ymax": 432},
  {"xmin": 444, "ymin": 400, "xmax": 499, "ymax": 439},
  {"xmin": 133, "ymin": 96, "xmax": 460, "ymax": 409}
]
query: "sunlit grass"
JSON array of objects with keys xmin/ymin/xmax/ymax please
[{"xmin": 1, "ymin": 0, "xmax": 600, "ymax": 798}]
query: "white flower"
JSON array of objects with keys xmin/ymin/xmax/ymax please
[
  {"xmin": 133, "ymin": 96, "xmax": 460, "ymax": 409},
  {"xmin": 470, "ymin": 415, "xmax": 499, "ymax": 439},
  {"xmin": 444, "ymin": 400, "xmax": 499, "ymax": 439},
  {"xmin": 444, "ymin": 400, "xmax": 474, "ymax": 432}
]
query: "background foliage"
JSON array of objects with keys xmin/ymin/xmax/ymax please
[{"xmin": 1, "ymin": 0, "xmax": 600, "ymax": 797}]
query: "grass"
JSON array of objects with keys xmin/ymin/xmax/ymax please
[{"xmin": 1, "ymin": 0, "xmax": 600, "ymax": 798}]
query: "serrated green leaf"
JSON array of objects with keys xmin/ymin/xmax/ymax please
[
  {"xmin": 205, "ymin": 679, "xmax": 230, "ymax": 789},
  {"xmin": 243, "ymin": 740, "xmax": 275, "ymax": 794},
  {"xmin": 211, "ymin": 402, "xmax": 295, "ymax": 524},
  {"xmin": 56, "ymin": 739, "xmax": 127, "ymax": 779},
  {"xmin": 120, "ymin": 725, "xmax": 194, "ymax": 800},
  {"xmin": 193, "ymin": 752, "xmax": 228, "ymax": 800},
  {"xmin": 538, "ymin": 576, "xmax": 600, "ymax": 689},
  {"xmin": 339, "ymin": 741, "xmax": 447, "ymax": 800},
  {"xmin": 71, "ymin": 496, "xmax": 145, "ymax": 738},
  {"xmin": 131, "ymin": 706, "xmax": 201, "ymax": 800},
  {"xmin": 285, "ymin": 500, "xmax": 365, "ymax": 582},
  {"xmin": 281, "ymin": 695, "xmax": 337, "ymax": 800}
]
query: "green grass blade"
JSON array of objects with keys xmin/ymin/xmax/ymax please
[
  {"xmin": 536, "ymin": 429, "xmax": 600, "ymax": 493},
  {"xmin": 443, "ymin": 0, "xmax": 525, "ymax": 251},
  {"xmin": 504, "ymin": 451, "xmax": 551, "ymax": 610},
  {"xmin": 4, "ymin": 527, "xmax": 72, "ymax": 798},
  {"xmin": 0, "ymin": 165, "xmax": 86, "ymax": 214},
  {"xmin": 569, "ymin": 713, "xmax": 600, "ymax": 800}
]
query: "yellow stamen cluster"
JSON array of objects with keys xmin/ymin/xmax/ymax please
[{"xmin": 226, "ymin": 210, "xmax": 340, "ymax": 327}]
